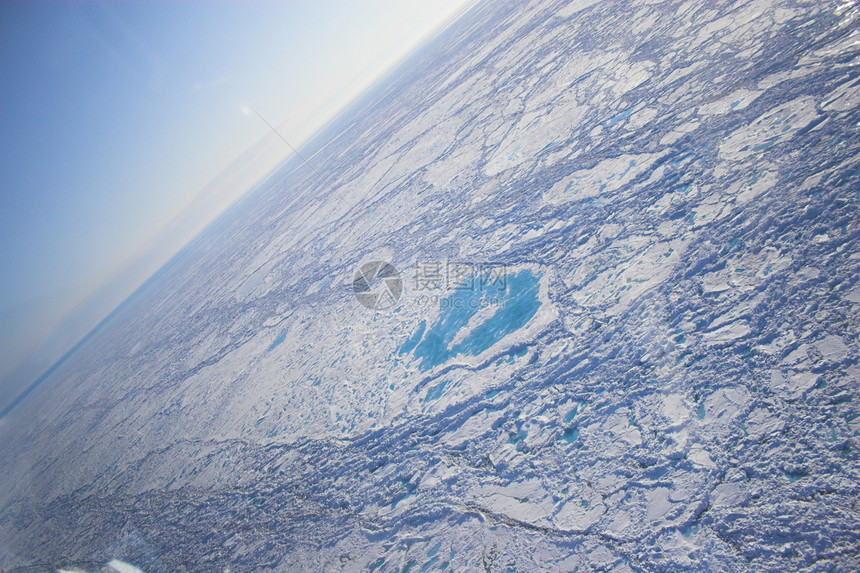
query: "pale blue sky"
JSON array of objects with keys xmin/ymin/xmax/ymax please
[{"xmin": 0, "ymin": 0, "xmax": 471, "ymax": 410}]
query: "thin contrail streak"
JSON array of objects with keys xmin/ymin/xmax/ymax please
[
  {"xmin": 247, "ymin": 105, "xmax": 356, "ymax": 213},
  {"xmin": 248, "ymin": 106, "xmax": 322, "ymax": 179}
]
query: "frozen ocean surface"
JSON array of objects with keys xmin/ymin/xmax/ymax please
[{"xmin": 1, "ymin": 0, "xmax": 859, "ymax": 571}]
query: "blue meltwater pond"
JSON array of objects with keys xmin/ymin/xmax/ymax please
[{"xmin": 399, "ymin": 269, "xmax": 542, "ymax": 371}]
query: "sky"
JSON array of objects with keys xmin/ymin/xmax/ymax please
[{"xmin": 0, "ymin": 0, "xmax": 473, "ymax": 412}]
